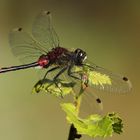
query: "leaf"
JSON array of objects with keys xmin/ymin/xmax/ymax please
[
  {"xmin": 61, "ymin": 103, "xmax": 87, "ymax": 128},
  {"xmin": 73, "ymin": 65, "xmax": 112, "ymax": 88},
  {"xmin": 108, "ymin": 113, "xmax": 123, "ymax": 134},
  {"xmin": 32, "ymin": 79, "xmax": 76, "ymax": 97},
  {"xmin": 88, "ymin": 71, "xmax": 112, "ymax": 86},
  {"xmin": 61, "ymin": 103, "xmax": 123, "ymax": 138}
]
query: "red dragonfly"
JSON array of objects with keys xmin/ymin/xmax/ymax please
[{"xmin": 0, "ymin": 11, "xmax": 132, "ymax": 107}]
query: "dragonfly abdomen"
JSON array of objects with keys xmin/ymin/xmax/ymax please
[{"xmin": 0, "ymin": 62, "xmax": 39, "ymax": 73}]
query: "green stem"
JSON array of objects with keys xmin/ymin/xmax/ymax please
[{"xmin": 68, "ymin": 84, "xmax": 85, "ymax": 140}]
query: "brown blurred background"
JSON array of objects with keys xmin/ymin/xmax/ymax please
[{"xmin": 0, "ymin": 0, "xmax": 139, "ymax": 140}]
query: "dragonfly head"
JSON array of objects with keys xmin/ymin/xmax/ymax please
[{"xmin": 74, "ymin": 48, "xmax": 87, "ymax": 65}]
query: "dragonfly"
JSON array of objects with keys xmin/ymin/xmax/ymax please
[{"xmin": 0, "ymin": 11, "xmax": 132, "ymax": 107}]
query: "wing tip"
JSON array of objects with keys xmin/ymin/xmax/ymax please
[
  {"xmin": 122, "ymin": 76, "xmax": 128, "ymax": 81},
  {"xmin": 11, "ymin": 27, "xmax": 23, "ymax": 32},
  {"xmin": 96, "ymin": 98, "xmax": 103, "ymax": 112},
  {"xmin": 122, "ymin": 76, "xmax": 132, "ymax": 91},
  {"xmin": 96, "ymin": 98, "xmax": 102, "ymax": 103},
  {"xmin": 41, "ymin": 10, "xmax": 51, "ymax": 15}
]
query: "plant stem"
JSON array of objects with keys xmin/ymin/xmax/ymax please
[{"xmin": 68, "ymin": 83, "xmax": 85, "ymax": 140}]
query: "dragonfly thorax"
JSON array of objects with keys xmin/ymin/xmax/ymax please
[
  {"xmin": 38, "ymin": 47, "xmax": 69, "ymax": 68},
  {"xmin": 47, "ymin": 47, "xmax": 68, "ymax": 63}
]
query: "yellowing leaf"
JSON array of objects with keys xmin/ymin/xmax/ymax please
[
  {"xmin": 73, "ymin": 65, "xmax": 112, "ymax": 88},
  {"xmin": 88, "ymin": 71, "xmax": 112, "ymax": 87}
]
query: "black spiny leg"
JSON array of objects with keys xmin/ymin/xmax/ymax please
[
  {"xmin": 53, "ymin": 66, "xmax": 68, "ymax": 81},
  {"xmin": 52, "ymin": 66, "xmax": 68, "ymax": 97},
  {"xmin": 68, "ymin": 64, "xmax": 81, "ymax": 80},
  {"xmin": 43, "ymin": 66, "xmax": 60, "ymax": 80},
  {"xmin": 39, "ymin": 66, "xmax": 60, "ymax": 89}
]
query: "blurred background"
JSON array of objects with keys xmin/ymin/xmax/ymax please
[{"xmin": 0, "ymin": 0, "xmax": 139, "ymax": 140}]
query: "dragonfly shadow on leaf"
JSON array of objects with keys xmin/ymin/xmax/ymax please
[{"xmin": 32, "ymin": 78, "xmax": 76, "ymax": 97}]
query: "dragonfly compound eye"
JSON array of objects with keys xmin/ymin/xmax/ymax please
[{"xmin": 74, "ymin": 49, "xmax": 87, "ymax": 65}]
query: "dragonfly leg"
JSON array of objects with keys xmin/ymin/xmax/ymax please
[
  {"xmin": 38, "ymin": 66, "xmax": 60, "ymax": 90},
  {"xmin": 68, "ymin": 64, "xmax": 81, "ymax": 80},
  {"xmin": 53, "ymin": 66, "xmax": 68, "ymax": 98},
  {"xmin": 53, "ymin": 66, "xmax": 68, "ymax": 81},
  {"xmin": 43, "ymin": 66, "xmax": 60, "ymax": 80}
]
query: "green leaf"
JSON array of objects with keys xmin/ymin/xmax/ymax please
[
  {"xmin": 88, "ymin": 71, "xmax": 112, "ymax": 86},
  {"xmin": 32, "ymin": 79, "xmax": 76, "ymax": 97},
  {"xmin": 61, "ymin": 103, "xmax": 123, "ymax": 138},
  {"xmin": 108, "ymin": 113, "xmax": 123, "ymax": 134},
  {"xmin": 74, "ymin": 64, "xmax": 112, "ymax": 87},
  {"xmin": 61, "ymin": 103, "xmax": 87, "ymax": 128}
]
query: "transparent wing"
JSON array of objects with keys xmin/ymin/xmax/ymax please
[
  {"xmin": 82, "ymin": 61, "xmax": 132, "ymax": 93},
  {"xmin": 32, "ymin": 11, "xmax": 60, "ymax": 48},
  {"xmin": 80, "ymin": 91, "xmax": 103, "ymax": 117},
  {"xmin": 9, "ymin": 28, "xmax": 47, "ymax": 64},
  {"xmin": 9, "ymin": 11, "xmax": 59, "ymax": 64}
]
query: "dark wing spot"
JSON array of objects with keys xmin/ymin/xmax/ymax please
[
  {"xmin": 18, "ymin": 28, "xmax": 22, "ymax": 31},
  {"xmin": 123, "ymin": 77, "xmax": 128, "ymax": 81},
  {"xmin": 96, "ymin": 98, "xmax": 102, "ymax": 103},
  {"xmin": 47, "ymin": 11, "xmax": 50, "ymax": 15}
]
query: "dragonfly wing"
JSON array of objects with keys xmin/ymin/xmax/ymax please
[
  {"xmin": 9, "ymin": 28, "xmax": 47, "ymax": 64},
  {"xmin": 32, "ymin": 11, "xmax": 60, "ymax": 49},
  {"xmin": 80, "ymin": 90, "xmax": 103, "ymax": 117},
  {"xmin": 82, "ymin": 62, "xmax": 132, "ymax": 93}
]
